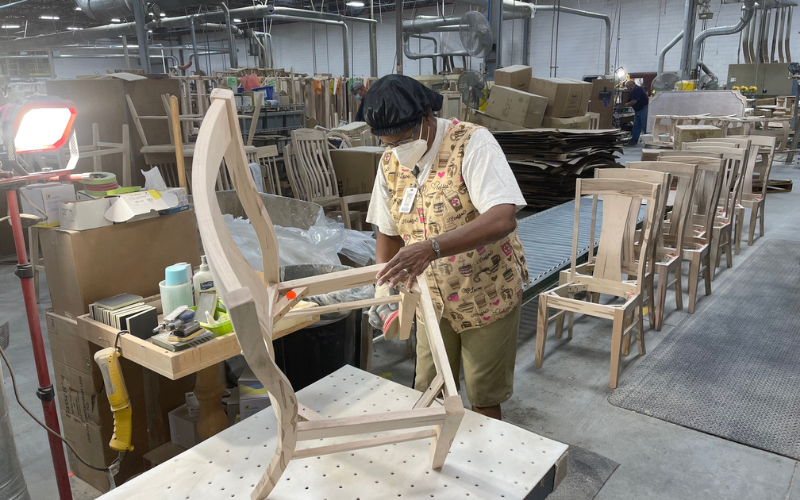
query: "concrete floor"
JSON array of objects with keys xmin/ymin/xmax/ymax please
[{"xmin": 2, "ymin": 145, "xmax": 800, "ymax": 499}]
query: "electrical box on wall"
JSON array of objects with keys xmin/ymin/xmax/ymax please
[{"xmin": 727, "ymin": 63, "xmax": 793, "ymax": 97}]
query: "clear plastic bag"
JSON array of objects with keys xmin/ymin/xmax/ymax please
[
  {"xmin": 223, "ymin": 210, "xmax": 343, "ymax": 269},
  {"xmin": 281, "ymin": 264, "xmax": 374, "ymax": 326},
  {"xmin": 339, "ymin": 230, "xmax": 376, "ymax": 266},
  {"xmin": 142, "ymin": 167, "xmax": 168, "ymax": 190}
]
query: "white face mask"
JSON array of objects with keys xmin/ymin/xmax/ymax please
[
  {"xmin": 392, "ymin": 120, "xmax": 431, "ymax": 170},
  {"xmin": 355, "ymin": 94, "xmax": 362, "ymax": 101}
]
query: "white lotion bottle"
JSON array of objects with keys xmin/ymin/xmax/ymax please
[{"xmin": 193, "ymin": 255, "xmax": 216, "ymax": 304}]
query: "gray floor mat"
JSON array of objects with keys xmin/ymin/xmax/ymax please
[
  {"xmin": 609, "ymin": 239, "xmax": 800, "ymax": 460},
  {"xmin": 548, "ymin": 445, "xmax": 619, "ymax": 500}
]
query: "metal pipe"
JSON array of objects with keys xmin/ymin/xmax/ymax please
[
  {"xmin": 522, "ymin": 17, "xmax": 531, "ymax": 66},
  {"xmin": 785, "ymin": 6, "xmax": 792, "ymax": 61},
  {"xmin": 122, "ymin": 35, "xmax": 131, "ymax": 69},
  {"xmin": 1, "ymin": 5, "xmax": 374, "ymax": 67},
  {"xmin": 403, "ymin": 11, "xmax": 530, "ymax": 32},
  {"xmin": 369, "ymin": 21, "xmax": 378, "ymax": 76},
  {"xmin": 402, "ymin": 33, "xmax": 471, "ymax": 73},
  {"xmin": 131, "ymin": 0, "xmax": 151, "ymax": 73},
  {"xmin": 690, "ymin": 0, "xmax": 756, "ymax": 79},
  {"xmin": 214, "ymin": 2, "xmax": 238, "ymax": 69},
  {"xmin": 266, "ymin": 14, "xmax": 350, "ymax": 77},
  {"xmin": 486, "ymin": 0, "xmax": 504, "ymax": 74},
  {"xmin": 201, "ymin": 23, "xmax": 244, "ymax": 36},
  {"xmin": 190, "ymin": 15, "xmax": 201, "ymax": 74},
  {"xmin": 678, "ymin": 0, "xmax": 696, "ymax": 79},
  {"xmin": 440, "ymin": 0, "xmax": 610, "ymax": 75},
  {"xmin": 0, "ymin": 369, "xmax": 32, "ymax": 500},
  {"xmin": 396, "ymin": 0, "xmax": 403, "ymax": 74},
  {"xmin": 657, "ymin": 30, "xmax": 683, "ymax": 75}
]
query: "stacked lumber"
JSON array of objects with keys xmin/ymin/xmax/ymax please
[{"xmin": 492, "ymin": 128, "xmax": 624, "ymax": 211}]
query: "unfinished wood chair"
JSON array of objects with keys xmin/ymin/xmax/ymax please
[
  {"xmin": 626, "ymin": 161, "xmax": 700, "ymax": 331},
  {"xmin": 587, "ymin": 112, "xmax": 601, "ymax": 130},
  {"xmin": 290, "ymin": 128, "xmax": 370, "ymax": 229},
  {"xmin": 283, "ymin": 143, "xmax": 309, "ymax": 201},
  {"xmin": 681, "ymin": 144, "xmax": 746, "ymax": 279},
  {"xmin": 728, "ymin": 135, "xmax": 777, "ymax": 249},
  {"xmin": 536, "ymin": 178, "xmax": 660, "ymax": 388},
  {"xmin": 238, "ymin": 91, "xmax": 264, "ymax": 146},
  {"xmin": 255, "ymin": 145, "xmax": 282, "ymax": 195},
  {"xmin": 557, "ymin": 168, "xmax": 670, "ymax": 337},
  {"xmin": 192, "ymin": 88, "xmax": 464, "ymax": 500},
  {"xmin": 657, "ymin": 155, "xmax": 725, "ymax": 313}
]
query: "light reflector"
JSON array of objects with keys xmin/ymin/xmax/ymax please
[{"xmin": 13, "ymin": 101, "xmax": 77, "ymax": 154}]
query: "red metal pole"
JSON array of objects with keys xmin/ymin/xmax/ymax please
[{"xmin": 5, "ymin": 189, "xmax": 73, "ymax": 500}]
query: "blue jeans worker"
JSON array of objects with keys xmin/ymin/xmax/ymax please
[{"xmin": 624, "ymin": 79, "xmax": 649, "ymax": 146}]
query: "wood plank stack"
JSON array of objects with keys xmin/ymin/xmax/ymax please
[{"xmin": 492, "ymin": 129, "xmax": 624, "ymax": 211}]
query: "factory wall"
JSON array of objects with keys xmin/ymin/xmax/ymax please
[{"xmin": 50, "ymin": 0, "xmax": 798, "ymax": 82}]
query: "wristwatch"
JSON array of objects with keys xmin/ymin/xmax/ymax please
[{"xmin": 429, "ymin": 237, "xmax": 441, "ymax": 260}]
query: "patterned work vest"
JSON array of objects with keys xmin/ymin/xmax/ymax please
[{"xmin": 382, "ymin": 120, "xmax": 530, "ymax": 333}]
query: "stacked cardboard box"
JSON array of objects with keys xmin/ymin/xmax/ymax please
[
  {"xmin": 483, "ymin": 86, "xmax": 548, "ymax": 129},
  {"xmin": 529, "ymin": 77, "xmax": 592, "ymax": 119}
]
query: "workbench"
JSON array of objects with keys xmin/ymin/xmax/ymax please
[{"xmin": 97, "ymin": 365, "xmax": 569, "ymax": 500}]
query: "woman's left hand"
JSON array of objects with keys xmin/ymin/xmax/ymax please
[{"xmin": 376, "ymin": 241, "xmax": 436, "ymax": 289}]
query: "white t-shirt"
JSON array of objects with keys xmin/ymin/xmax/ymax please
[{"xmin": 366, "ymin": 118, "xmax": 527, "ymax": 236}]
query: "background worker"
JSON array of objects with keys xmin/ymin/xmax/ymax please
[
  {"xmin": 363, "ymin": 75, "xmax": 529, "ymax": 421},
  {"xmin": 623, "ymin": 79, "xmax": 649, "ymax": 146},
  {"xmin": 352, "ymin": 81, "xmax": 367, "ymax": 122}
]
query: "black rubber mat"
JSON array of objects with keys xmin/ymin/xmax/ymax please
[
  {"xmin": 549, "ymin": 445, "xmax": 619, "ymax": 500},
  {"xmin": 609, "ymin": 239, "xmax": 800, "ymax": 460}
]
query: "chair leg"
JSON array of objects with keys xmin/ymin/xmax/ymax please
[
  {"xmin": 636, "ymin": 297, "xmax": 646, "ymax": 356},
  {"xmin": 609, "ymin": 309, "xmax": 625, "ymax": 389},
  {"xmin": 748, "ymin": 203, "xmax": 758, "ymax": 246},
  {"xmin": 567, "ymin": 311, "xmax": 574, "ymax": 339},
  {"xmin": 759, "ymin": 200, "xmax": 765, "ymax": 237},
  {"xmin": 734, "ymin": 207, "xmax": 744, "ymax": 255},
  {"xmin": 646, "ymin": 275, "xmax": 655, "ymax": 328},
  {"xmin": 688, "ymin": 253, "xmax": 700, "ymax": 314},
  {"xmin": 674, "ymin": 264, "xmax": 683, "ymax": 311},
  {"xmin": 534, "ymin": 296, "xmax": 548, "ymax": 369},
  {"xmin": 703, "ymin": 251, "xmax": 712, "ymax": 296},
  {"xmin": 655, "ymin": 265, "xmax": 667, "ymax": 332},
  {"xmin": 709, "ymin": 228, "xmax": 720, "ymax": 281},
  {"xmin": 622, "ymin": 310, "xmax": 632, "ymax": 356},
  {"xmin": 724, "ymin": 230, "xmax": 733, "ymax": 268}
]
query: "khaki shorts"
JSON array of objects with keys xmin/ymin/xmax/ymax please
[{"xmin": 414, "ymin": 304, "xmax": 521, "ymax": 408}]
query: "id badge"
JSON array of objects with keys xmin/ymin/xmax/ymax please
[{"xmin": 399, "ymin": 187, "xmax": 418, "ymax": 213}]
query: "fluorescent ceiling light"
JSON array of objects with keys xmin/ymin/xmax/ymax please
[
  {"xmin": 160, "ymin": 12, "xmax": 166, "ymax": 17},
  {"xmin": 111, "ymin": 18, "xmax": 121, "ymax": 22},
  {"xmin": 39, "ymin": 15, "xmax": 60, "ymax": 20},
  {"xmin": 2, "ymin": 24, "xmax": 21, "ymax": 29},
  {"xmin": 74, "ymin": 6, "xmax": 81, "ymax": 10},
  {"xmin": 346, "ymin": 1, "xmax": 365, "ymax": 6},
  {"xmin": 233, "ymin": 18, "xmax": 242, "ymax": 22},
  {"xmin": 67, "ymin": 26, "xmax": 82, "ymax": 30}
]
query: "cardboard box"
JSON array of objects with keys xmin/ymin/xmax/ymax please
[
  {"xmin": 59, "ymin": 198, "xmax": 113, "ymax": 231},
  {"xmin": 20, "ymin": 183, "xmax": 76, "ymax": 227},
  {"xmin": 329, "ymin": 146, "xmax": 384, "ymax": 197},
  {"xmin": 143, "ymin": 442, "xmax": 186, "ymax": 470},
  {"xmin": 469, "ymin": 110, "xmax": 527, "ymax": 131},
  {"xmin": 39, "ymin": 210, "xmax": 201, "ymax": 319},
  {"xmin": 541, "ymin": 114, "xmax": 592, "ymax": 130},
  {"xmin": 588, "ymin": 78, "xmax": 615, "ymax": 129},
  {"xmin": 169, "ymin": 404, "xmax": 201, "ymax": 449},
  {"xmin": 493, "ymin": 65, "xmax": 532, "ymax": 91},
  {"xmin": 529, "ymin": 77, "xmax": 592, "ymax": 118},
  {"xmin": 674, "ymin": 124, "xmax": 722, "ymax": 149},
  {"xmin": 484, "ymin": 86, "xmax": 548, "ymax": 128},
  {"xmin": 239, "ymin": 367, "xmax": 271, "ymax": 420}
]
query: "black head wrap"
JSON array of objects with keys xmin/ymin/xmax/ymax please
[{"xmin": 362, "ymin": 75, "xmax": 443, "ymax": 136}]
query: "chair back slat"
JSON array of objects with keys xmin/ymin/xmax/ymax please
[
  {"xmin": 658, "ymin": 155, "xmax": 725, "ymax": 239},
  {"xmin": 680, "ymin": 145, "xmax": 745, "ymax": 220},
  {"xmin": 291, "ymin": 128, "xmax": 341, "ymax": 200},
  {"xmin": 256, "ymin": 145, "xmax": 281, "ymax": 195},
  {"xmin": 729, "ymin": 135, "xmax": 777, "ymax": 197},
  {"xmin": 572, "ymin": 179, "xmax": 659, "ymax": 293},
  {"xmin": 626, "ymin": 161, "xmax": 700, "ymax": 254}
]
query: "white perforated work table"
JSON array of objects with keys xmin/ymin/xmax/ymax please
[{"xmin": 99, "ymin": 365, "xmax": 568, "ymax": 500}]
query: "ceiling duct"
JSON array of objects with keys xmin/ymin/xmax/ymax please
[{"xmin": 74, "ymin": 0, "xmax": 213, "ymax": 23}]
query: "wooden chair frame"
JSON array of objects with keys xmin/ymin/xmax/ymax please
[
  {"xmin": 536, "ymin": 178, "xmax": 660, "ymax": 388},
  {"xmin": 192, "ymin": 89, "xmax": 464, "ymax": 500},
  {"xmin": 728, "ymin": 135, "xmax": 777, "ymax": 249},
  {"xmin": 626, "ymin": 161, "xmax": 700, "ymax": 331},
  {"xmin": 325, "ymin": 131, "xmax": 354, "ymax": 149},
  {"xmin": 290, "ymin": 128, "xmax": 370, "ymax": 229},
  {"xmin": 657, "ymin": 155, "xmax": 725, "ymax": 312},
  {"xmin": 255, "ymin": 145, "xmax": 282, "ymax": 195},
  {"xmin": 681, "ymin": 144, "xmax": 746, "ymax": 279}
]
